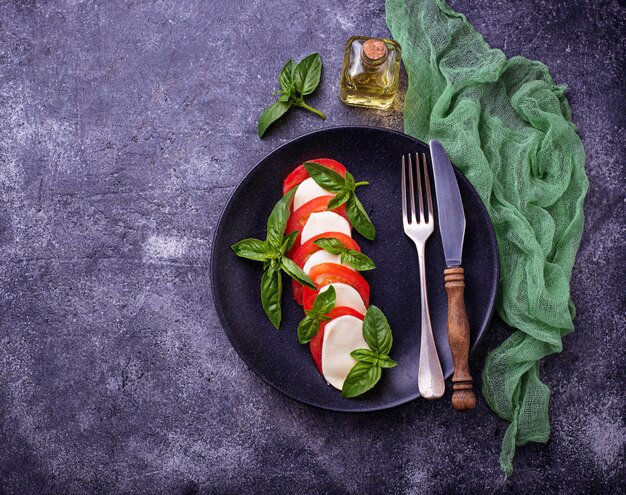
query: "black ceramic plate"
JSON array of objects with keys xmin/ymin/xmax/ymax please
[{"xmin": 211, "ymin": 126, "xmax": 498, "ymax": 412}]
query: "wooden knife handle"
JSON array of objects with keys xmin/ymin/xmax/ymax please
[{"xmin": 444, "ymin": 267, "xmax": 476, "ymax": 411}]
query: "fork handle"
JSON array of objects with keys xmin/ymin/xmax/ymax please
[
  {"xmin": 416, "ymin": 243, "xmax": 445, "ymax": 399},
  {"xmin": 445, "ymin": 267, "xmax": 476, "ymax": 411}
]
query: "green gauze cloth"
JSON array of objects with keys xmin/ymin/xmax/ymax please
[{"xmin": 385, "ymin": 0, "xmax": 589, "ymax": 476}]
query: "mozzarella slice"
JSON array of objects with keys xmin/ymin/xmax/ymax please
[
  {"xmin": 318, "ymin": 283, "xmax": 366, "ymax": 315},
  {"xmin": 301, "ymin": 211, "xmax": 351, "ymax": 243},
  {"xmin": 322, "ymin": 315, "xmax": 371, "ymax": 390},
  {"xmin": 302, "ymin": 250, "xmax": 354, "ymax": 275},
  {"xmin": 294, "ymin": 178, "xmax": 333, "ymax": 211}
]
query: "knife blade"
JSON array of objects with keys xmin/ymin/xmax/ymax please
[
  {"xmin": 429, "ymin": 140, "xmax": 465, "ymax": 267},
  {"xmin": 429, "ymin": 139, "xmax": 476, "ymax": 412}
]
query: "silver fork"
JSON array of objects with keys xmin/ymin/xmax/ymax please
[{"xmin": 402, "ymin": 152, "xmax": 445, "ymax": 399}]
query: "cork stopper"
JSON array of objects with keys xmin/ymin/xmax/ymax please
[{"xmin": 362, "ymin": 39, "xmax": 388, "ymax": 65}]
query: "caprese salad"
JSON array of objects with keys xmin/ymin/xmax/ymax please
[{"xmin": 232, "ymin": 158, "xmax": 396, "ymax": 398}]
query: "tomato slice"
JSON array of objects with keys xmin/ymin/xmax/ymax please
[
  {"xmin": 302, "ymin": 263, "xmax": 370, "ymax": 310},
  {"xmin": 310, "ymin": 307, "xmax": 364, "ymax": 374},
  {"xmin": 290, "ymin": 232, "xmax": 360, "ymax": 305},
  {"xmin": 282, "ymin": 158, "xmax": 347, "ymax": 195},
  {"xmin": 285, "ymin": 196, "xmax": 349, "ymax": 257},
  {"xmin": 292, "ymin": 279, "xmax": 304, "ymax": 306}
]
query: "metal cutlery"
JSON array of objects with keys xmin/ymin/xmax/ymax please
[
  {"xmin": 401, "ymin": 152, "xmax": 445, "ymax": 400},
  {"xmin": 429, "ymin": 140, "xmax": 476, "ymax": 411}
]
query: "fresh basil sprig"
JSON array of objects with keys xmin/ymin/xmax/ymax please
[
  {"xmin": 342, "ymin": 305, "xmax": 397, "ymax": 398},
  {"xmin": 313, "ymin": 237, "xmax": 376, "ymax": 271},
  {"xmin": 297, "ymin": 286, "xmax": 336, "ymax": 344},
  {"xmin": 258, "ymin": 53, "xmax": 326, "ymax": 138},
  {"xmin": 304, "ymin": 162, "xmax": 376, "ymax": 240},
  {"xmin": 231, "ymin": 188, "xmax": 316, "ymax": 328}
]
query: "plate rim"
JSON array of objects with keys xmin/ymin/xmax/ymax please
[{"xmin": 210, "ymin": 125, "xmax": 499, "ymax": 413}]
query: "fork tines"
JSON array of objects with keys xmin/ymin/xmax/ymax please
[{"xmin": 401, "ymin": 152, "xmax": 434, "ymax": 226}]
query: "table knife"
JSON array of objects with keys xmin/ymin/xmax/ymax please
[{"xmin": 429, "ymin": 140, "xmax": 477, "ymax": 411}]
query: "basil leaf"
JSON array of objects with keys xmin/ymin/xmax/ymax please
[
  {"xmin": 314, "ymin": 238, "xmax": 375, "ymax": 271},
  {"xmin": 341, "ymin": 249, "xmax": 376, "ymax": 271},
  {"xmin": 266, "ymin": 188, "xmax": 296, "ymax": 250},
  {"xmin": 304, "ymin": 162, "xmax": 345, "ymax": 193},
  {"xmin": 231, "ymin": 238, "xmax": 270, "ymax": 262},
  {"xmin": 297, "ymin": 315, "xmax": 320, "ymax": 344},
  {"xmin": 377, "ymin": 356, "xmax": 398, "ymax": 368},
  {"xmin": 258, "ymin": 99, "xmax": 291, "ymax": 138},
  {"xmin": 261, "ymin": 267, "xmax": 282, "ymax": 329},
  {"xmin": 258, "ymin": 54, "xmax": 326, "ymax": 139},
  {"xmin": 294, "ymin": 53, "xmax": 322, "ymax": 96},
  {"xmin": 344, "ymin": 172, "xmax": 356, "ymax": 192},
  {"xmin": 278, "ymin": 59, "xmax": 295, "ymax": 93},
  {"xmin": 362, "ymin": 305, "xmax": 393, "ymax": 356},
  {"xmin": 282, "ymin": 230, "xmax": 299, "ymax": 254},
  {"xmin": 312, "ymin": 285, "xmax": 335, "ymax": 314},
  {"xmin": 346, "ymin": 195, "xmax": 376, "ymax": 240},
  {"xmin": 281, "ymin": 257, "xmax": 316, "ymax": 289},
  {"xmin": 342, "ymin": 361, "xmax": 382, "ymax": 398},
  {"xmin": 327, "ymin": 189, "xmax": 351, "ymax": 210},
  {"xmin": 350, "ymin": 348, "xmax": 379, "ymax": 364},
  {"xmin": 313, "ymin": 237, "xmax": 344, "ymax": 255},
  {"xmin": 297, "ymin": 287, "xmax": 335, "ymax": 344}
]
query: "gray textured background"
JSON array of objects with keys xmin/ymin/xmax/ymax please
[{"xmin": 0, "ymin": 0, "xmax": 624, "ymax": 493}]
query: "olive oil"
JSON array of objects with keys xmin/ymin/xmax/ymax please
[{"xmin": 339, "ymin": 36, "xmax": 402, "ymax": 110}]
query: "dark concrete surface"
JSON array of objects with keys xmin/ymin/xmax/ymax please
[{"xmin": 0, "ymin": 0, "xmax": 624, "ymax": 493}]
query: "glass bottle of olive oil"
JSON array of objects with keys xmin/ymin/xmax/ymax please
[{"xmin": 339, "ymin": 36, "xmax": 402, "ymax": 110}]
